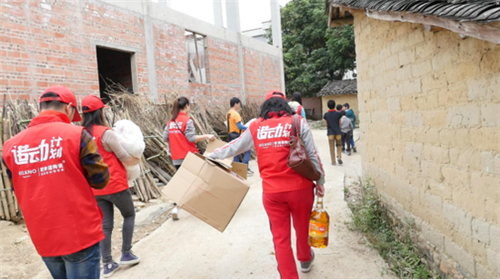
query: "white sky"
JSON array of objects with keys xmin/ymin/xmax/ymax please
[{"xmin": 167, "ymin": 0, "xmax": 292, "ymax": 31}]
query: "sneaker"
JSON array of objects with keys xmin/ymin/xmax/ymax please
[
  {"xmin": 300, "ymin": 250, "xmax": 315, "ymax": 273},
  {"xmin": 120, "ymin": 251, "xmax": 140, "ymax": 266},
  {"xmin": 247, "ymin": 169, "xmax": 254, "ymax": 176},
  {"xmin": 353, "ymin": 147, "xmax": 357, "ymax": 153},
  {"xmin": 331, "ymin": 162, "xmax": 336, "ymax": 166},
  {"xmin": 337, "ymin": 158, "xmax": 343, "ymax": 165},
  {"xmin": 347, "ymin": 151, "xmax": 351, "ymax": 156},
  {"xmin": 172, "ymin": 205, "xmax": 179, "ymax": 221},
  {"xmin": 103, "ymin": 262, "xmax": 120, "ymax": 278}
]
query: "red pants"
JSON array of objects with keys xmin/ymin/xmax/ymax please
[{"xmin": 263, "ymin": 187, "xmax": 314, "ymax": 279}]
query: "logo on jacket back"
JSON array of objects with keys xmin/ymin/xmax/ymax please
[
  {"xmin": 168, "ymin": 121, "xmax": 184, "ymax": 133},
  {"xmin": 256, "ymin": 123, "xmax": 292, "ymax": 140},
  {"xmin": 11, "ymin": 137, "xmax": 64, "ymax": 165}
]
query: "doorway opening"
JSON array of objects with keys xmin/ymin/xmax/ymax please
[{"xmin": 96, "ymin": 47, "xmax": 135, "ymax": 102}]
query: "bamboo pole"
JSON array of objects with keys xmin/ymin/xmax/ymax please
[{"xmin": 2, "ymin": 117, "xmax": 17, "ymax": 221}]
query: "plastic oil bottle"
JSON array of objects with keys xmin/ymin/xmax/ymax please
[{"xmin": 309, "ymin": 197, "xmax": 330, "ymax": 248}]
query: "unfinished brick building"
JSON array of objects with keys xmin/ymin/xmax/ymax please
[{"xmin": 0, "ymin": 0, "xmax": 284, "ymax": 104}]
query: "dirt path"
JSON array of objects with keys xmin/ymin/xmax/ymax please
[
  {"xmin": 0, "ymin": 128, "xmax": 393, "ymax": 279},
  {"xmin": 0, "ymin": 196, "xmax": 173, "ymax": 279},
  {"xmin": 110, "ymin": 129, "xmax": 394, "ymax": 279}
]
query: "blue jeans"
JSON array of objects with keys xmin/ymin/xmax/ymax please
[
  {"xmin": 234, "ymin": 150, "xmax": 251, "ymax": 166},
  {"xmin": 42, "ymin": 242, "xmax": 101, "ymax": 279}
]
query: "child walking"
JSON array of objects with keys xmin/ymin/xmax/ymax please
[{"xmin": 340, "ymin": 110, "xmax": 354, "ymax": 156}]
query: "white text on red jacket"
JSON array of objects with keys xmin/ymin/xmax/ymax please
[
  {"xmin": 256, "ymin": 123, "xmax": 292, "ymax": 140},
  {"xmin": 11, "ymin": 137, "xmax": 63, "ymax": 165}
]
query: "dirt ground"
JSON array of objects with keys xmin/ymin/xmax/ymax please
[
  {"xmin": 0, "ymin": 128, "xmax": 393, "ymax": 279},
  {"xmin": 0, "ymin": 196, "xmax": 173, "ymax": 279},
  {"xmin": 110, "ymin": 129, "xmax": 394, "ymax": 279}
]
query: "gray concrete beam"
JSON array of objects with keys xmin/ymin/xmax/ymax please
[
  {"xmin": 225, "ymin": 0, "xmax": 241, "ymax": 33},
  {"xmin": 100, "ymin": 0, "xmax": 282, "ymax": 58},
  {"xmin": 143, "ymin": 3, "xmax": 158, "ymax": 102},
  {"xmin": 270, "ymin": 0, "xmax": 283, "ymax": 49},
  {"xmin": 213, "ymin": 1, "xmax": 224, "ymax": 28}
]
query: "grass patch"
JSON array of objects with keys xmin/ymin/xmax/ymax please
[{"xmin": 348, "ymin": 179, "xmax": 439, "ymax": 279}]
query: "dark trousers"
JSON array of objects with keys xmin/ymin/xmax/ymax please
[
  {"xmin": 42, "ymin": 242, "xmax": 101, "ymax": 279},
  {"xmin": 342, "ymin": 132, "xmax": 352, "ymax": 152},
  {"xmin": 228, "ymin": 132, "xmax": 251, "ymax": 166},
  {"xmin": 95, "ymin": 189, "xmax": 136, "ymax": 264}
]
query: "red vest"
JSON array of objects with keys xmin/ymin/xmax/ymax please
[
  {"xmin": 297, "ymin": 105, "xmax": 303, "ymax": 116},
  {"xmin": 2, "ymin": 113, "xmax": 104, "ymax": 257},
  {"xmin": 92, "ymin": 125, "xmax": 129, "ymax": 196},
  {"xmin": 167, "ymin": 112, "xmax": 199, "ymax": 160},
  {"xmin": 249, "ymin": 115, "xmax": 313, "ymax": 193}
]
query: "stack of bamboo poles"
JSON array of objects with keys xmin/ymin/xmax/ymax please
[
  {"xmin": 0, "ymin": 96, "xmax": 35, "ymax": 221},
  {"xmin": 0, "ymin": 90, "xmax": 262, "ymax": 221}
]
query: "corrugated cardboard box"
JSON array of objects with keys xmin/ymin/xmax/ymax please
[
  {"xmin": 162, "ymin": 152, "xmax": 250, "ymax": 232},
  {"xmin": 204, "ymin": 139, "xmax": 248, "ymax": 180}
]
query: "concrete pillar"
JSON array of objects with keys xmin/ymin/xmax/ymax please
[
  {"xmin": 270, "ymin": 0, "xmax": 285, "ymax": 94},
  {"xmin": 158, "ymin": 0, "xmax": 170, "ymax": 8},
  {"xmin": 143, "ymin": 2, "xmax": 158, "ymax": 102},
  {"xmin": 270, "ymin": 0, "xmax": 283, "ymax": 48},
  {"xmin": 214, "ymin": 1, "xmax": 223, "ymax": 28},
  {"xmin": 225, "ymin": 0, "xmax": 241, "ymax": 33}
]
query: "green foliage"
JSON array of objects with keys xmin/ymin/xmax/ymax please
[
  {"xmin": 349, "ymin": 179, "xmax": 439, "ymax": 279},
  {"xmin": 268, "ymin": 0, "xmax": 356, "ymax": 97}
]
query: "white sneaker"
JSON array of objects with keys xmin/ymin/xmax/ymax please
[{"xmin": 172, "ymin": 206, "xmax": 179, "ymax": 220}]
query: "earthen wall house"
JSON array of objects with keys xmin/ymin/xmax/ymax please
[
  {"xmin": 328, "ymin": 1, "xmax": 499, "ymax": 278},
  {"xmin": 0, "ymin": 0, "xmax": 284, "ymax": 105}
]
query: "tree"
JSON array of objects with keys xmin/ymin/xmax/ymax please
[{"xmin": 268, "ymin": 0, "xmax": 356, "ymax": 97}]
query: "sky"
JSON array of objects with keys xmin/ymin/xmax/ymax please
[{"xmin": 166, "ymin": 0, "xmax": 292, "ymax": 31}]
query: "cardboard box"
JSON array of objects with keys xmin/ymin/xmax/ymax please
[
  {"xmin": 162, "ymin": 152, "xmax": 250, "ymax": 232},
  {"xmin": 204, "ymin": 139, "xmax": 248, "ymax": 180}
]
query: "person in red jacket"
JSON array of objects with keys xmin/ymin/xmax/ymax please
[
  {"xmin": 163, "ymin": 96, "xmax": 215, "ymax": 220},
  {"xmin": 208, "ymin": 90, "xmax": 325, "ymax": 279},
  {"xmin": 81, "ymin": 95, "xmax": 142, "ymax": 278},
  {"xmin": 2, "ymin": 85, "xmax": 110, "ymax": 279}
]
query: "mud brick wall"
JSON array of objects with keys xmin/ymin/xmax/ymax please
[
  {"xmin": 0, "ymin": 0, "xmax": 283, "ymax": 105},
  {"xmin": 321, "ymin": 94, "xmax": 359, "ymax": 125},
  {"xmin": 353, "ymin": 12, "xmax": 500, "ymax": 278}
]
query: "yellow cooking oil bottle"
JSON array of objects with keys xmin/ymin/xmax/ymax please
[{"xmin": 309, "ymin": 197, "xmax": 329, "ymax": 248}]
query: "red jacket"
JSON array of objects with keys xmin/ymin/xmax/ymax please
[
  {"xmin": 2, "ymin": 112, "xmax": 104, "ymax": 257},
  {"xmin": 167, "ymin": 112, "xmax": 199, "ymax": 160},
  {"xmin": 91, "ymin": 125, "xmax": 129, "ymax": 196},
  {"xmin": 249, "ymin": 115, "xmax": 314, "ymax": 193}
]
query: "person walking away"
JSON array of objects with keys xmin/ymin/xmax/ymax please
[
  {"xmin": 227, "ymin": 97, "xmax": 254, "ymax": 175},
  {"xmin": 340, "ymin": 110, "xmax": 354, "ymax": 156},
  {"xmin": 208, "ymin": 90, "xmax": 325, "ymax": 279},
  {"xmin": 81, "ymin": 95, "xmax": 142, "ymax": 278},
  {"xmin": 342, "ymin": 103, "xmax": 357, "ymax": 153},
  {"xmin": 2, "ymin": 85, "xmax": 110, "ymax": 279},
  {"xmin": 288, "ymin": 92, "xmax": 307, "ymax": 119},
  {"xmin": 323, "ymin": 100, "xmax": 343, "ymax": 165},
  {"xmin": 163, "ymin": 97, "xmax": 215, "ymax": 220}
]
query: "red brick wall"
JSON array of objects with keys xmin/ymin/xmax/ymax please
[{"xmin": 0, "ymin": 0, "xmax": 283, "ymax": 105}]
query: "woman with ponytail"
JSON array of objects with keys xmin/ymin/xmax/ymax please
[
  {"xmin": 163, "ymin": 96, "xmax": 215, "ymax": 219},
  {"xmin": 81, "ymin": 95, "xmax": 141, "ymax": 278}
]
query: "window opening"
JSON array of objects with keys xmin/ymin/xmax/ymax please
[{"xmin": 186, "ymin": 31, "xmax": 209, "ymax": 84}]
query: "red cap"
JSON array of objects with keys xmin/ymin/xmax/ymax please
[
  {"xmin": 40, "ymin": 85, "xmax": 81, "ymax": 122},
  {"xmin": 81, "ymin": 95, "xmax": 109, "ymax": 113},
  {"xmin": 265, "ymin": 90, "xmax": 286, "ymax": 101}
]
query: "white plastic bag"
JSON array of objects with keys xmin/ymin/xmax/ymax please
[{"xmin": 113, "ymin": 120, "xmax": 146, "ymax": 181}]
